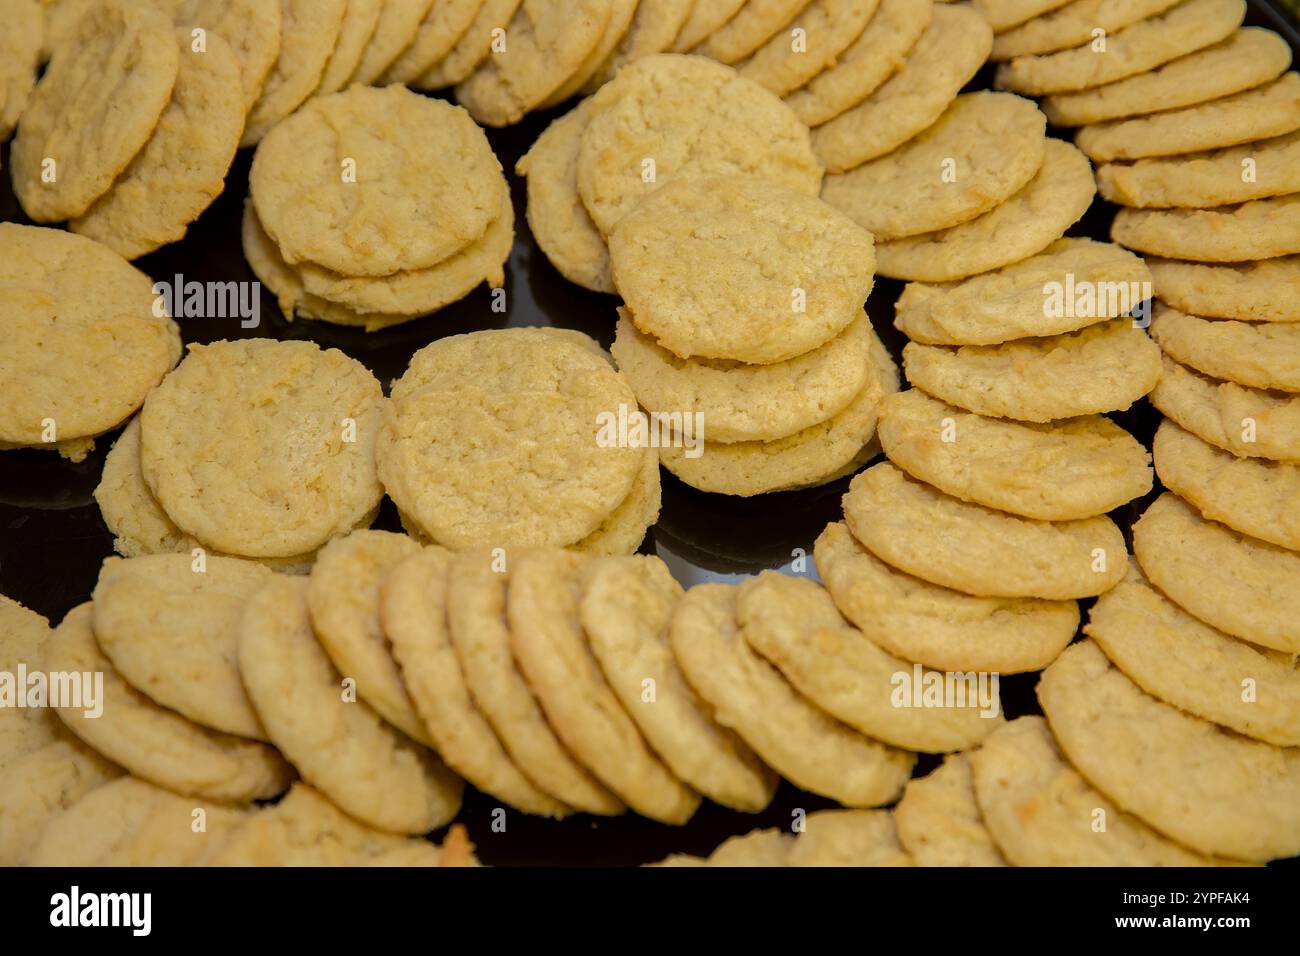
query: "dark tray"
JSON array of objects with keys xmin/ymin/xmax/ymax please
[{"xmin": 2, "ymin": 0, "xmax": 1296, "ymax": 866}]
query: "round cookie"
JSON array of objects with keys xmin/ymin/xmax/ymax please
[
  {"xmin": 239, "ymin": 576, "xmax": 463, "ymax": 834},
  {"xmin": 380, "ymin": 547, "xmax": 571, "ymax": 817},
  {"xmin": 810, "ymin": 5, "xmax": 992, "ymax": 173},
  {"xmin": 992, "ymin": 0, "xmax": 1182, "ymax": 61},
  {"xmin": 69, "ymin": 29, "xmax": 244, "ymax": 260},
  {"xmin": 580, "ymin": 555, "xmax": 777, "ymax": 811},
  {"xmin": 417, "ymin": 0, "xmax": 525, "ymax": 89},
  {"xmin": 140, "ymin": 338, "xmax": 385, "ymax": 559},
  {"xmin": 586, "ymin": 0, "xmax": 697, "ymax": 89},
  {"xmin": 994, "ymin": 0, "xmax": 1244, "ymax": 96},
  {"xmin": 1038, "ymin": 639, "xmax": 1300, "ymax": 863},
  {"xmin": 652, "ymin": 828, "xmax": 793, "ymax": 867},
  {"xmin": 242, "ymin": 0, "xmax": 346, "ymax": 147},
  {"xmin": 875, "ymin": 140, "xmax": 1096, "ymax": 283},
  {"xmin": 1146, "ymin": 256, "xmax": 1300, "ymax": 323},
  {"xmin": 609, "ymin": 176, "xmax": 871, "ymax": 364},
  {"xmin": 1, "ymin": 597, "xmax": 61, "ymax": 765},
  {"xmin": 1087, "ymin": 569, "xmax": 1300, "ymax": 747},
  {"xmin": 903, "ymin": 319, "xmax": 1161, "ymax": 422},
  {"xmin": 736, "ymin": 0, "xmax": 880, "ymax": 98},
  {"xmin": 787, "ymin": 810, "xmax": 914, "ymax": 867},
  {"xmin": 252, "ymin": 86, "xmax": 502, "ymax": 277},
  {"xmin": 455, "ymin": 0, "xmax": 613, "ymax": 127},
  {"xmin": 0, "ymin": 0, "xmax": 42, "ymax": 139},
  {"xmin": 821, "ymin": 93, "xmax": 1046, "ymax": 242},
  {"xmin": 612, "ymin": 311, "xmax": 872, "ymax": 444},
  {"xmin": 378, "ymin": 0, "xmax": 478, "ymax": 85},
  {"xmin": 736, "ymin": 573, "xmax": 1002, "ymax": 752},
  {"xmin": 894, "ymin": 754, "xmax": 1007, "ymax": 867},
  {"xmin": 815, "ymin": 522, "xmax": 1078, "ymax": 674},
  {"xmin": 314, "ymin": 0, "xmax": 383, "ymax": 94},
  {"xmin": 1150, "ymin": 354, "xmax": 1300, "ymax": 461},
  {"xmin": 1098, "ymin": 130, "xmax": 1300, "ymax": 210},
  {"xmin": 672, "ymin": 0, "xmax": 747, "ymax": 51},
  {"xmin": 1154, "ymin": 419, "xmax": 1300, "ymax": 552},
  {"xmin": 0, "ymin": 740, "xmax": 121, "ymax": 866},
  {"xmin": 893, "ymin": 239, "xmax": 1153, "ymax": 346},
  {"xmin": 970, "ymin": 716, "xmax": 1224, "ymax": 866},
  {"xmin": 377, "ymin": 329, "xmax": 642, "ymax": 549},
  {"xmin": 515, "ymin": 98, "xmax": 613, "ymax": 294},
  {"xmin": 878, "ymin": 389, "xmax": 1153, "ymax": 520},
  {"xmin": 1116, "ymin": 191, "xmax": 1300, "ymax": 272},
  {"xmin": 0, "ymin": 225, "xmax": 181, "ymax": 450},
  {"xmin": 11, "ymin": 0, "xmax": 178, "ymax": 222},
  {"xmin": 695, "ymin": 0, "xmax": 816, "ymax": 64},
  {"xmin": 1133, "ymin": 493, "xmax": 1300, "ymax": 655},
  {"xmin": 92, "ymin": 554, "xmax": 273, "ymax": 740},
  {"xmin": 540, "ymin": 0, "xmax": 640, "ymax": 107},
  {"xmin": 306, "ymin": 530, "xmax": 430, "ymax": 744},
  {"xmin": 576, "ymin": 54, "xmax": 822, "ymax": 237},
  {"xmin": 507, "ymin": 550, "xmax": 700, "ymax": 824},
  {"xmin": 156, "ymin": 0, "xmax": 283, "ymax": 110},
  {"xmin": 669, "ymin": 583, "xmax": 915, "ymax": 807},
  {"xmin": 571, "ymin": 448, "xmax": 661, "ymax": 556},
  {"xmin": 1151, "ymin": 304, "xmax": 1300, "ymax": 392},
  {"xmin": 1078, "ymin": 74, "xmax": 1300, "ymax": 163},
  {"xmin": 47, "ymin": 604, "xmax": 292, "ymax": 803},
  {"xmin": 1041, "ymin": 27, "xmax": 1292, "ymax": 126},
  {"xmin": 972, "ymin": 0, "xmax": 1071, "ymax": 32},
  {"xmin": 445, "ymin": 548, "xmax": 625, "ymax": 815}
]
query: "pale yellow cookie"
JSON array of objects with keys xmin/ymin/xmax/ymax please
[
  {"xmin": 586, "ymin": 0, "xmax": 697, "ymax": 89},
  {"xmin": 0, "ymin": 739, "xmax": 121, "ymax": 866},
  {"xmin": 540, "ymin": 0, "xmax": 640, "ymax": 106},
  {"xmin": 895, "ymin": 754, "xmax": 1006, "ymax": 867},
  {"xmin": 1147, "ymin": 256, "xmax": 1300, "ymax": 323},
  {"xmin": 571, "ymin": 448, "xmax": 661, "ymax": 556},
  {"xmin": 695, "ymin": 0, "xmax": 817, "ymax": 64},
  {"xmin": 672, "ymin": 0, "xmax": 747, "ymax": 51},
  {"xmin": 314, "ymin": 0, "xmax": 383, "ymax": 94},
  {"xmin": 736, "ymin": 0, "xmax": 880, "ymax": 98},
  {"xmin": 416, "ymin": 0, "xmax": 525, "ymax": 89},
  {"xmin": 1116, "ymin": 194, "xmax": 1300, "ymax": 263},
  {"xmin": 0, "ymin": 596, "xmax": 60, "ymax": 766},
  {"xmin": 1151, "ymin": 303, "xmax": 1300, "ymax": 392},
  {"xmin": 155, "ymin": 0, "xmax": 283, "ymax": 109},
  {"xmin": 242, "ymin": 0, "xmax": 347, "ymax": 147},
  {"xmin": 788, "ymin": 809, "xmax": 914, "ymax": 866},
  {"xmin": 992, "ymin": 0, "xmax": 1181, "ymax": 61},
  {"xmin": 973, "ymin": 0, "xmax": 1072, "ymax": 31},
  {"xmin": 379, "ymin": 0, "xmax": 479, "ymax": 85},
  {"xmin": 0, "ymin": 0, "xmax": 42, "ymax": 139}
]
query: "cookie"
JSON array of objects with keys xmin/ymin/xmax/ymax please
[
  {"xmin": 972, "ymin": 0, "xmax": 1071, "ymax": 32},
  {"xmin": 92, "ymin": 554, "xmax": 273, "ymax": 740},
  {"xmin": 810, "ymin": 4, "xmax": 991, "ymax": 173},
  {"xmin": 652, "ymin": 827, "xmax": 793, "ymax": 867},
  {"xmin": 0, "ymin": 596, "xmax": 60, "ymax": 765},
  {"xmin": 895, "ymin": 754, "xmax": 1007, "ymax": 867},
  {"xmin": 0, "ymin": 739, "xmax": 121, "ymax": 866},
  {"xmin": 540, "ymin": 0, "xmax": 640, "ymax": 106},
  {"xmin": 1098, "ymin": 131, "xmax": 1300, "ymax": 210},
  {"xmin": 994, "ymin": 0, "xmax": 1244, "ymax": 96},
  {"xmin": 577, "ymin": 54, "xmax": 821, "ymax": 237},
  {"xmin": 784, "ymin": 0, "xmax": 932, "ymax": 128},
  {"xmin": 242, "ymin": 0, "xmax": 347, "ymax": 147},
  {"xmin": 992, "ymin": 0, "xmax": 1181, "ymax": 61},
  {"xmin": 580, "ymin": 555, "xmax": 778, "ymax": 811},
  {"xmin": 1078, "ymin": 74, "xmax": 1300, "ymax": 163},
  {"xmin": 1150, "ymin": 354, "xmax": 1300, "ymax": 461},
  {"xmin": 695, "ymin": 0, "xmax": 816, "ymax": 64},
  {"xmin": 609, "ymin": 176, "xmax": 870, "ymax": 364},
  {"xmin": 1154, "ymin": 419, "xmax": 1300, "ymax": 552},
  {"xmin": 240, "ymin": 576, "xmax": 463, "ymax": 834},
  {"xmin": 571, "ymin": 448, "xmax": 661, "ymax": 556},
  {"xmin": 1038, "ymin": 639, "xmax": 1300, "ymax": 862},
  {"xmin": 670, "ymin": 583, "xmax": 916, "ymax": 806},
  {"xmin": 155, "ymin": 0, "xmax": 283, "ymax": 109},
  {"xmin": 69, "ymin": 29, "xmax": 243, "ymax": 260},
  {"xmin": 0, "ymin": 225, "xmax": 181, "ymax": 452},
  {"xmin": 736, "ymin": 0, "xmax": 880, "ymax": 98},
  {"xmin": 507, "ymin": 550, "xmax": 700, "ymax": 824},
  {"xmin": 11, "ymin": 0, "xmax": 178, "ymax": 222},
  {"xmin": 1151, "ymin": 304, "xmax": 1300, "ymax": 392},
  {"xmin": 307, "ymin": 531, "xmax": 430, "ymax": 744},
  {"xmin": 894, "ymin": 239, "xmax": 1152, "ymax": 346},
  {"xmin": 875, "ymin": 140, "xmax": 1096, "ymax": 282},
  {"xmin": 455, "ymin": 0, "xmax": 612, "ymax": 127},
  {"xmin": 1041, "ymin": 27, "xmax": 1292, "ymax": 126},
  {"xmin": 1088, "ymin": 568, "xmax": 1300, "ymax": 747},
  {"xmin": 586, "ymin": 0, "xmax": 697, "ymax": 89},
  {"xmin": 0, "ymin": 0, "xmax": 41, "ymax": 139},
  {"xmin": 737, "ymin": 573, "xmax": 1002, "ymax": 752},
  {"xmin": 379, "ymin": 329, "xmax": 642, "ymax": 549},
  {"xmin": 140, "ymin": 339, "xmax": 385, "ymax": 559},
  {"xmin": 378, "ymin": 0, "xmax": 478, "ymax": 85},
  {"xmin": 903, "ymin": 319, "xmax": 1161, "ymax": 422},
  {"xmin": 787, "ymin": 810, "xmax": 914, "ymax": 866},
  {"xmin": 48, "ymin": 604, "xmax": 292, "ymax": 803},
  {"xmin": 417, "ymin": 0, "xmax": 523, "ymax": 88},
  {"xmin": 314, "ymin": 0, "xmax": 383, "ymax": 94},
  {"xmin": 822, "ymin": 93, "xmax": 1045, "ymax": 242},
  {"xmin": 1133, "ymin": 493, "xmax": 1300, "ymax": 655},
  {"xmin": 445, "ymin": 549, "xmax": 625, "ymax": 815},
  {"xmin": 252, "ymin": 86, "xmax": 502, "ymax": 278},
  {"xmin": 815, "ymin": 522, "xmax": 1078, "ymax": 674},
  {"xmin": 672, "ymin": 0, "xmax": 747, "ymax": 51},
  {"xmin": 971, "ymin": 716, "xmax": 1222, "ymax": 866},
  {"xmin": 878, "ymin": 389, "xmax": 1153, "ymax": 520},
  {"xmin": 1146, "ymin": 256, "xmax": 1300, "ymax": 323},
  {"xmin": 515, "ymin": 99, "xmax": 613, "ymax": 294},
  {"xmin": 611, "ymin": 311, "xmax": 873, "ymax": 444}
]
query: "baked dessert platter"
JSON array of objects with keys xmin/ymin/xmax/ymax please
[{"xmin": 1, "ymin": 0, "xmax": 1297, "ymax": 867}]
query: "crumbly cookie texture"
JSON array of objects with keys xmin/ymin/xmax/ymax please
[
  {"xmin": 1113, "ymin": 193, "xmax": 1300, "ymax": 263},
  {"xmin": 815, "ymin": 522, "xmax": 1078, "ymax": 674},
  {"xmin": 786, "ymin": 810, "xmax": 914, "ymax": 867},
  {"xmin": 1146, "ymin": 256, "xmax": 1300, "ymax": 322},
  {"xmin": 0, "ymin": 0, "xmax": 42, "ymax": 139},
  {"xmin": 418, "ymin": 0, "xmax": 527, "ymax": 90},
  {"xmin": 992, "ymin": 0, "xmax": 1181, "ymax": 61},
  {"xmin": 242, "ymin": 0, "xmax": 347, "ymax": 147},
  {"xmin": 878, "ymin": 389, "xmax": 1153, "ymax": 520},
  {"xmin": 695, "ymin": 0, "xmax": 816, "ymax": 64},
  {"xmin": 736, "ymin": 0, "xmax": 880, "ymax": 98},
  {"xmin": 669, "ymin": 583, "xmax": 916, "ymax": 807},
  {"xmin": 1151, "ymin": 303, "xmax": 1300, "ymax": 392},
  {"xmin": 1039, "ymin": 640, "xmax": 1300, "ymax": 863},
  {"xmin": 1, "ymin": 225, "xmax": 181, "ymax": 449},
  {"xmin": 823, "ymin": 92, "xmax": 1046, "ymax": 241},
  {"xmin": 609, "ymin": 176, "xmax": 872, "ymax": 364},
  {"xmin": 0, "ymin": 739, "xmax": 122, "ymax": 866},
  {"xmin": 577, "ymin": 54, "xmax": 822, "ymax": 236},
  {"xmin": 811, "ymin": 5, "xmax": 991, "ymax": 173},
  {"xmin": 875, "ymin": 140, "xmax": 1096, "ymax": 283},
  {"xmin": 154, "ymin": 0, "xmax": 283, "ymax": 109},
  {"xmin": 140, "ymin": 339, "xmax": 385, "ymax": 559},
  {"xmin": 895, "ymin": 754, "xmax": 1007, "ymax": 867}
]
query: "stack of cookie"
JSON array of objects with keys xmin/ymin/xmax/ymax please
[
  {"xmin": 244, "ymin": 84, "xmax": 513, "ymax": 331},
  {"xmin": 653, "ymin": 809, "xmax": 915, "ymax": 867}
]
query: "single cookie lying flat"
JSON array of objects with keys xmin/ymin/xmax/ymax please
[
  {"xmin": 1151, "ymin": 303, "xmax": 1300, "ymax": 392},
  {"xmin": 1146, "ymin": 256, "xmax": 1300, "ymax": 323}
]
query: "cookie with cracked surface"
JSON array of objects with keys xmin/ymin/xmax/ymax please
[
  {"xmin": 1120, "ymin": 192, "xmax": 1300, "ymax": 270},
  {"xmin": 736, "ymin": 0, "xmax": 879, "ymax": 98},
  {"xmin": 417, "ymin": 0, "xmax": 526, "ymax": 89},
  {"xmin": 241, "ymin": 0, "xmax": 346, "ymax": 147},
  {"xmin": 0, "ymin": 739, "xmax": 121, "ymax": 866},
  {"xmin": 378, "ymin": 0, "xmax": 479, "ymax": 85},
  {"xmin": 895, "ymin": 754, "xmax": 1007, "ymax": 867},
  {"xmin": 540, "ymin": 0, "xmax": 640, "ymax": 106},
  {"xmin": 695, "ymin": 0, "xmax": 817, "ymax": 64},
  {"xmin": 1147, "ymin": 256, "xmax": 1300, "ymax": 323},
  {"xmin": 585, "ymin": 0, "xmax": 697, "ymax": 89},
  {"xmin": 992, "ymin": 0, "xmax": 1181, "ymax": 61},
  {"xmin": 875, "ymin": 140, "xmax": 1096, "ymax": 283},
  {"xmin": 155, "ymin": 0, "xmax": 282, "ymax": 109},
  {"xmin": 1151, "ymin": 304, "xmax": 1300, "ymax": 392}
]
